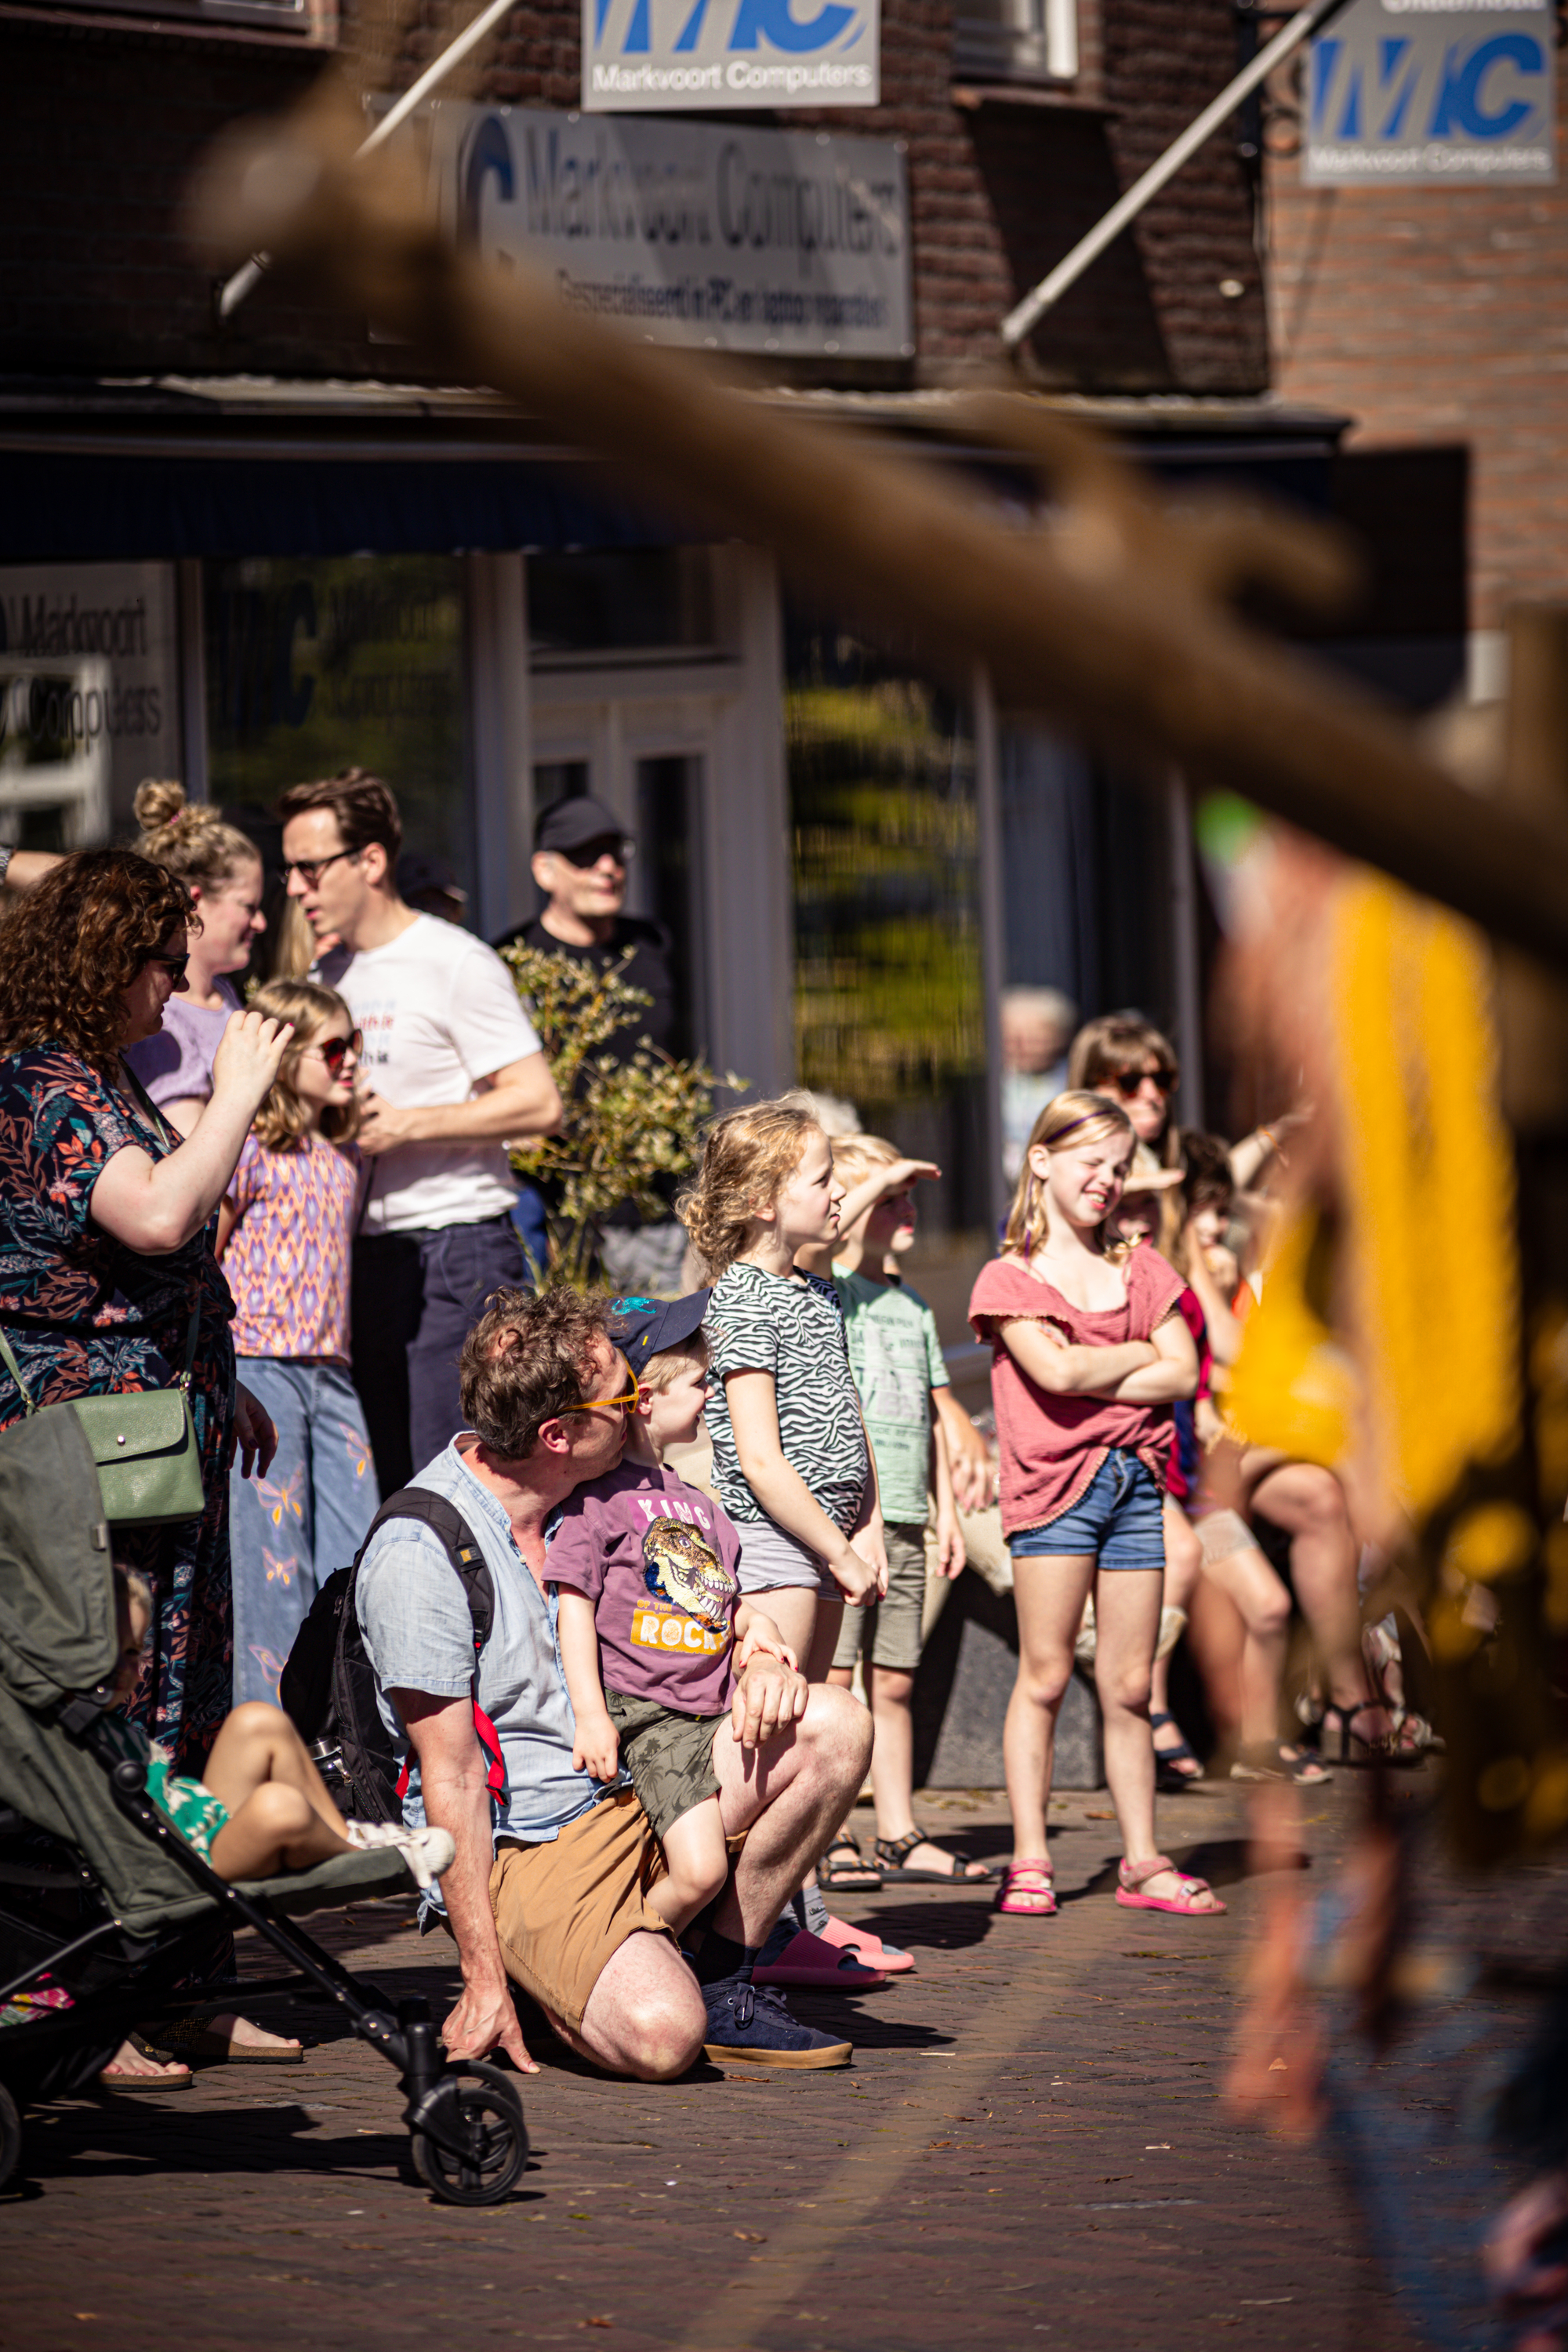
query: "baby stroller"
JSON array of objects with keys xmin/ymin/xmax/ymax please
[{"xmin": 0, "ymin": 1410, "xmax": 527, "ymax": 2206}]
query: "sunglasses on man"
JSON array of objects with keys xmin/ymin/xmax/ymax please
[
  {"xmin": 561, "ymin": 1369, "xmax": 642, "ymax": 1420},
  {"xmin": 553, "ymin": 837, "xmax": 636, "ymax": 870}
]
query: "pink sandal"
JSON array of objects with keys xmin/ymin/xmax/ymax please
[
  {"xmin": 996, "ymin": 1859, "xmax": 1057, "ymax": 1916},
  {"xmin": 1115, "ymin": 1856, "xmax": 1225, "ymax": 1916}
]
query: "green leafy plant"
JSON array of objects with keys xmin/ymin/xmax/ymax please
[{"xmin": 500, "ymin": 943, "xmax": 742, "ymax": 1290}]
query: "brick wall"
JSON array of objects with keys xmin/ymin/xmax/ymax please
[
  {"xmin": 0, "ymin": 0, "xmax": 1266, "ymax": 391},
  {"xmin": 1266, "ymin": 63, "xmax": 1568, "ymax": 630}
]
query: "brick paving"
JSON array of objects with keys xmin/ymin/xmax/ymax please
[{"xmin": 6, "ymin": 1769, "xmax": 1520, "ymax": 2352}]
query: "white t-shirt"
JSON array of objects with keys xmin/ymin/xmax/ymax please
[{"xmin": 319, "ymin": 914, "xmax": 543, "ymax": 1236}]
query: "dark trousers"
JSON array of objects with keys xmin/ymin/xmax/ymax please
[{"xmin": 350, "ymin": 1213, "xmax": 528, "ymax": 1495}]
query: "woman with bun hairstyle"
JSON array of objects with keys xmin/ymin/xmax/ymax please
[
  {"xmin": 968, "ymin": 1091, "xmax": 1221, "ymax": 1922},
  {"xmin": 122, "ymin": 781, "xmax": 267, "ymax": 1138}
]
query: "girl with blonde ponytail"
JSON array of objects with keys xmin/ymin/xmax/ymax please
[
  {"xmin": 124, "ymin": 782, "xmax": 267, "ymax": 1137},
  {"xmin": 969, "ymin": 1091, "xmax": 1221, "ymax": 1925}
]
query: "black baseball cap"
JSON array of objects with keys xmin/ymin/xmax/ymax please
[
  {"xmin": 606, "ymin": 1290, "xmax": 711, "ymax": 1375},
  {"xmin": 534, "ymin": 795, "xmax": 632, "ymax": 858}
]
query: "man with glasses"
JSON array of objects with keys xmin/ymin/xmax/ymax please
[
  {"xmin": 278, "ymin": 768, "xmax": 562, "ymax": 1495},
  {"xmin": 354, "ymin": 1285, "xmax": 872, "ymax": 2078},
  {"xmin": 495, "ymin": 795, "xmax": 684, "ymax": 1295}
]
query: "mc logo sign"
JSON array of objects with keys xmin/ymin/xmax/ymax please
[
  {"xmin": 1305, "ymin": 0, "xmax": 1555, "ymax": 185},
  {"xmin": 583, "ymin": 0, "xmax": 879, "ymax": 111}
]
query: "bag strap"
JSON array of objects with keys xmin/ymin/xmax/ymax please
[
  {"xmin": 352, "ymin": 1489, "xmax": 503, "ymax": 1805},
  {"xmin": 0, "ymin": 1327, "xmax": 36, "ymax": 1417},
  {"xmin": 114, "ymin": 1063, "xmax": 204, "ymax": 1392}
]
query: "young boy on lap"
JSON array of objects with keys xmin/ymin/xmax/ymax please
[{"xmin": 550, "ymin": 1294, "xmax": 797, "ymax": 1931}]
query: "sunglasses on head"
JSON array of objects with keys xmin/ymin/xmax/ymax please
[
  {"xmin": 1110, "ymin": 1067, "xmax": 1176, "ymax": 1098},
  {"xmin": 311, "ymin": 1029, "xmax": 363, "ymax": 1076}
]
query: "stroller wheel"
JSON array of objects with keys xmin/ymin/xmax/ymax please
[
  {"xmin": 410, "ymin": 2060, "xmax": 528, "ymax": 2207},
  {"xmin": 0, "ymin": 2085, "xmax": 22, "ymax": 2193}
]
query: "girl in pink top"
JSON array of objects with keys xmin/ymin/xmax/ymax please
[
  {"xmin": 220, "ymin": 979, "xmax": 379, "ymax": 1708},
  {"xmin": 967, "ymin": 1090, "xmax": 1221, "ymax": 1922}
]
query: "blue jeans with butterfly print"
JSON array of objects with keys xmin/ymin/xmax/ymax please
[{"xmin": 229, "ymin": 1358, "xmax": 381, "ymax": 1708}]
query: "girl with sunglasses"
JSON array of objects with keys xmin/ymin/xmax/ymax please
[{"xmin": 218, "ymin": 979, "xmax": 380, "ymax": 1707}]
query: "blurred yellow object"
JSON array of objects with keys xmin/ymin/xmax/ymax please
[{"xmin": 1228, "ymin": 873, "xmax": 1520, "ymax": 1530}]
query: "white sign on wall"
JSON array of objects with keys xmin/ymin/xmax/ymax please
[
  {"xmin": 582, "ymin": 0, "xmax": 878, "ymax": 111},
  {"xmin": 1305, "ymin": 0, "xmax": 1556, "ymax": 186},
  {"xmin": 430, "ymin": 104, "xmax": 911, "ymax": 358},
  {"xmin": 0, "ymin": 564, "xmax": 182, "ymax": 842}
]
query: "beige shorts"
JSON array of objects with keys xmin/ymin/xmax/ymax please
[
  {"xmin": 489, "ymin": 1788, "xmax": 676, "ymax": 2034},
  {"xmin": 830, "ymin": 1522, "xmax": 927, "ymax": 1673}
]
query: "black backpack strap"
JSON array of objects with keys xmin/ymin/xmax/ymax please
[{"xmin": 358, "ymin": 1486, "xmax": 503, "ymax": 1806}]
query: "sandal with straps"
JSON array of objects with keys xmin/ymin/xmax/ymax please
[
  {"xmin": 1320, "ymin": 1701, "xmax": 1422, "ymax": 1769},
  {"xmin": 1115, "ymin": 1855, "xmax": 1225, "ymax": 1916},
  {"xmin": 820, "ymin": 1831, "xmax": 883, "ymax": 1891},
  {"xmin": 1152, "ymin": 1711, "xmax": 1203, "ymax": 1791},
  {"xmin": 873, "ymin": 1830, "xmax": 997, "ymax": 1885},
  {"xmin": 996, "ymin": 1859, "xmax": 1057, "ymax": 1916}
]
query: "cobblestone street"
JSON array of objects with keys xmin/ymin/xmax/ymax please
[{"xmin": 2, "ymin": 1775, "xmax": 1464, "ymax": 2351}]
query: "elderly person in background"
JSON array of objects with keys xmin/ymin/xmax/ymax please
[
  {"xmin": 0, "ymin": 850, "xmax": 295, "ymax": 2081},
  {"xmin": 1000, "ymin": 987, "xmax": 1076, "ymax": 1186}
]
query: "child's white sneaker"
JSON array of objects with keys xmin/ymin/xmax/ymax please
[{"xmin": 343, "ymin": 1820, "xmax": 457, "ymax": 1890}]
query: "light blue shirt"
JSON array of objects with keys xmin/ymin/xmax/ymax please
[{"xmin": 355, "ymin": 1438, "xmax": 628, "ymax": 1894}]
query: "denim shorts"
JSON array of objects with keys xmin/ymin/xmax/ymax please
[{"xmin": 1011, "ymin": 1450, "xmax": 1165, "ymax": 1573}]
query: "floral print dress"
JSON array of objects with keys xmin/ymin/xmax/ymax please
[{"xmin": 0, "ymin": 1047, "xmax": 237, "ymax": 1776}]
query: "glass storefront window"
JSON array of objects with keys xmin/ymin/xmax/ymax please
[
  {"xmin": 528, "ymin": 550, "xmax": 716, "ymax": 666},
  {"xmin": 204, "ymin": 554, "xmax": 473, "ymax": 896},
  {"xmin": 787, "ymin": 624, "xmax": 988, "ymax": 1319}
]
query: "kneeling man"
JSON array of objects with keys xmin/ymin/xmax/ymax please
[{"xmin": 356, "ymin": 1285, "xmax": 872, "ymax": 2077}]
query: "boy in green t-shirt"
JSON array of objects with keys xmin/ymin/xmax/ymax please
[{"xmin": 814, "ymin": 1135, "xmax": 995, "ymax": 1889}]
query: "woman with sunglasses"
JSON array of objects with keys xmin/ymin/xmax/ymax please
[
  {"xmin": 1067, "ymin": 1009, "xmax": 1297, "ymax": 1198},
  {"xmin": 0, "ymin": 850, "xmax": 296, "ymax": 2082},
  {"xmin": 217, "ymin": 980, "xmax": 380, "ymax": 1708}
]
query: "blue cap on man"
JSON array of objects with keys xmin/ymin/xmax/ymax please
[{"xmin": 605, "ymin": 1291, "xmax": 710, "ymax": 1374}]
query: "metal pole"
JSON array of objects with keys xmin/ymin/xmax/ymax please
[
  {"xmin": 1000, "ymin": 0, "xmax": 1352, "ymax": 350},
  {"xmin": 216, "ymin": 0, "xmax": 519, "ymax": 320}
]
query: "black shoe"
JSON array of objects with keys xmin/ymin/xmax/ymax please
[{"xmin": 700, "ymin": 1976, "xmax": 852, "ymax": 2070}]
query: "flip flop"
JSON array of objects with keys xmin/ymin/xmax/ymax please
[
  {"xmin": 157, "ymin": 2018, "xmax": 305, "ymax": 2064},
  {"xmin": 750, "ymin": 1929, "xmax": 887, "ymax": 1991},
  {"xmin": 1115, "ymin": 1856, "xmax": 1226, "ymax": 1916},
  {"xmin": 98, "ymin": 2035, "xmax": 193, "ymax": 2092},
  {"xmin": 873, "ymin": 1830, "xmax": 998, "ymax": 1885},
  {"xmin": 815, "ymin": 1913, "xmax": 916, "ymax": 1973}
]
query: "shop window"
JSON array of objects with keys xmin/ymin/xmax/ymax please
[
  {"xmin": 528, "ymin": 550, "xmax": 717, "ymax": 668},
  {"xmin": 24, "ymin": 0, "xmax": 328, "ymax": 34},
  {"xmin": 953, "ymin": 0, "xmax": 1078, "ymax": 85},
  {"xmin": 204, "ymin": 554, "xmax": 473, "ymax": 906},
  {"xmin": 0, "ymin": 562, "xmax": 181, "ymax": 849},
  {"xmin": 635, "ymin": 754, "xmax": 706, "ymax": 1065},
  {"xmin": 787, "ymin": 624, "xmax": 989, "ymax": 1316}
]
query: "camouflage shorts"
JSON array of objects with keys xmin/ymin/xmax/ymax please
[{"xmin": 604, "ymin": 1689, "xmax": 726, "ymax": 1843}]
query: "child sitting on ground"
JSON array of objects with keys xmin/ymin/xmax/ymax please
[
  {"xmin": 808, "ymin": 1135, "xmax": 993, "ymax": 1891},
  {"xmin": 549, "ymin": 1294, "xmax": 799, "ymax": 1932},
  {"xmin": 101, "ymin": 1568, "xmax": 454, "ymax": 1889}
]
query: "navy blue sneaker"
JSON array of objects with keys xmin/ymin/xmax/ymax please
[{"xmin": 701, "ymin": 1976, "xmax": 852, "ymax": 2070}]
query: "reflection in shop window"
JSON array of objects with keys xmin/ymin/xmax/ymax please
[
  {"xmin": 788, "ymin": 626, "xmax": 989, "ymax": 1316},
  {"xmin": 204, "ymin": 554, "xmax": 473, "ymax": 905}
]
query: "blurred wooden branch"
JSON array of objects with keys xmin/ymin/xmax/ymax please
[{"xmin": 189, "ymin": 80, "xmax": 1568, "ymax": 972}]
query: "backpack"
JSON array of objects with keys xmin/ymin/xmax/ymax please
[{"xmin": 278, "ymin": 1487, "xmax": 506, "ymax": 1825}]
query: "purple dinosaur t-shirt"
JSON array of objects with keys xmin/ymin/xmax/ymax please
[{"xmin": 545, "ymin": 1461, "xmax": 742, "ymax": 1715}]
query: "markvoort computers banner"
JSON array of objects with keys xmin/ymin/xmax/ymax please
[
  {"xmin": 1304, "ymin": 0, "xmax": 1556, "ymax": 187},
  {"xmin": 427, "ymin": 104, "xmax": 912, "ymax": 359},
  {"xmin": 582, "ymin": 0, "xmax": 879, "ymax": 111}
]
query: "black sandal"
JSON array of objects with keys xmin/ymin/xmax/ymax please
[
  {"xmin": 1320, "ymin": 1702, "xmax": 1422, "ymax": 1769},
  {"xmin": 873, "ymin": 1830, "xmax": 998, "ymax": 1885},
  {"xmin": 1152, "ymin": 1711, "xmax": 1203, "ymax": 1791},
  {"xmin": 821, "ymin": 1831, "xmax": 882, "ymax": 1891}
]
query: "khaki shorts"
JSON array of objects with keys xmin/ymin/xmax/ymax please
[
  {"xmin": 831, "ymin": 1522, "xmax": 927, "ymax": 1674},
  {"xmin": 604, "ymin": 1687, "xmax": 727, "ymax": 1843},
  {"xmin": 489, "ymin": 1788, "xmax": 675, "ymax": 2034}
]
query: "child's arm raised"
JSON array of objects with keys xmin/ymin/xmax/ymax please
[
  {"xmin": 553, "ymin": 1588, "xmax": 621, "ymax": 1780},
  {"xmin": 1108, "ymin": 1307, "xmax": 1200, "ymax": 1403},
  {"xmin": 797, "ymin": 1157, "xmax": 940, "ymax": 1276},
  {"xmin": 725, "ymin": 1368, "xmax": 884, "ymax": 1604},
  {"xmin": 993, "ymin": 1316, "xmax": 1158, "ymax": 1398}
]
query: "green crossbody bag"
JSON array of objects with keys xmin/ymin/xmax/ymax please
[{"xmin": 0, "ymin": 1296, "xmax": 205, "ymax": 1527}]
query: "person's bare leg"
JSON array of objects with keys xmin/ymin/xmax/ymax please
[
  {"xmin": 1202, "ymin": 1544, "xmax": 1293, "ymax": 1748},
  {"xmin": 1095, "ymin": 1567, "xmax": 1220, "ymax": 1909},
  {"xmin": 869, "ymin": 1666, "xmax": 917, "ymax": 1840},
  {"xmin": 644, "ymin": 1798, "xmax": 730, "ymax": 1933},
  {"xmin": 1005, "ymin": 1554, "xmax": 1095, "ymax": 1864},
  {"xmin": 1151, "ymin": 1500, "xmax": 1202, "ymax": 1776},
  {"xmin": 710, "ymin": 1682, "xmax": 872, "ymax": 1945},
  {"xmin": 1247, "ymin": 1460, "xmax": 1388, "ymax": 1732},
  {"xmin": 554, "ymin": 1929, "xmax": 706, "ymax": 2081},
  {"xmin": 209, "ymin": 1780, "xmax": 350, "ymax": 1881},
  {"xmin": 756, "ymin": 1586, "xmax": 844, "ymax": 1900},
  {"xmin": 201, "ymin": 1701, "xmax": 350, "ymax": 1838}
]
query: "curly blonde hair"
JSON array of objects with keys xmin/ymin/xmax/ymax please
[
  {"xmin": 249, "ymin": 978, "xmax": 362, "ymax": 1152},
  {"xmin": 133, "ymin": 780, "xmax": 261, "ymax": 894},
  {"xmin": 1000, "ymin": 1090, "xmax": 1134, "ymax": 1261},
  {"xmin": 0, "ymin": 850, "xmax": 195, "ymax": 1073},
  {"xmin": 677, "ymin": 1098, "xmax": 822, "ymax": 1279}
]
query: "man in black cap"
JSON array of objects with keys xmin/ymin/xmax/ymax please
[{"xmin": 495, "ymin": 796, "xmax": 684, "ymax": 1293}]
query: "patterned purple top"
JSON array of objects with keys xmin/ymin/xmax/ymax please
[{"xmin": 224, "ymin": 1133, "xmax": 364, "ymax": 1363}]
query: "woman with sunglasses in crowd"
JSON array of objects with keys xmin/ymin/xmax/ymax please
[{"xmin": 218, "ymin": 980, "xmax": 379, "ymax": 1707}]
